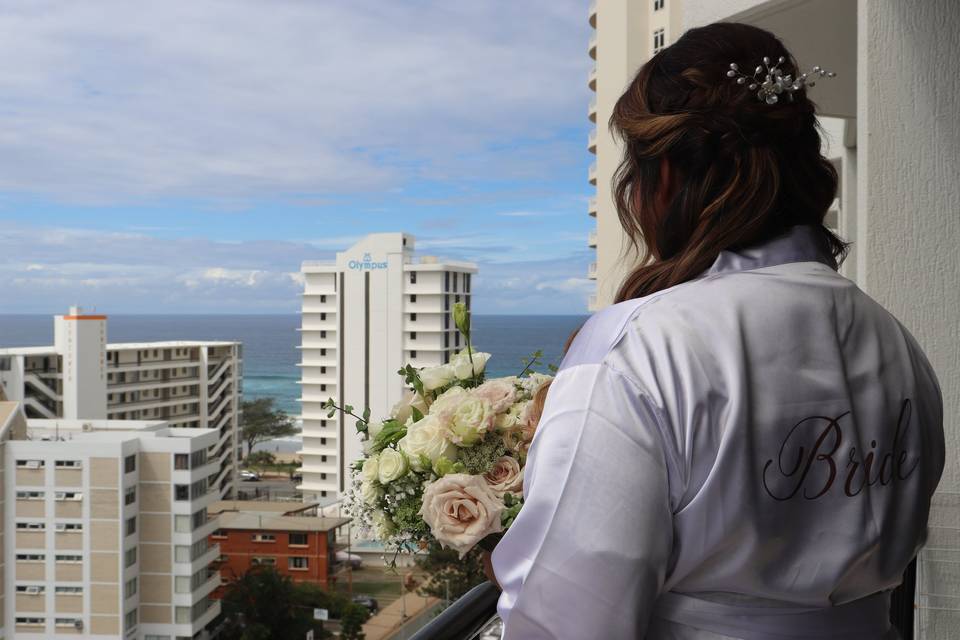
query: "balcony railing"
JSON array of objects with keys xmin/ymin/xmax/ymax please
[{"xmin": 410, "ymin": 582, "xmax": 500, "ymax": 640}]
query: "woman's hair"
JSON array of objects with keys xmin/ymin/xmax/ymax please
[
  {"xmin": 609, "ymin": 22, "xmax": 848, "ymax": 302},
  {"xmin": 545, "ymin": 24, "xmax": 847, "ymax": 414}
]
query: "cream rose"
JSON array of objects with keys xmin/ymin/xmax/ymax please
[
  {"xmin": 360, "ymin": 479, "xmax": 382, "ymax": 505},
  {"xmin": 429, "ymin": 385, "xmax": 467, "ymax": 417},
  {"xmin": 390, "ymin": 389, "xmax": 428, "ymax": 424},
  {"xmin": 398, "ymin": 415, "xmax": 457, "ymax": 472},
  {"xmin": 473, "ymin": 379, "xmax": 517, "ymax": 414},
  {"xmin": 361, "ymin": 453, "xmax": 380, "ymax": 484},
  {"xmin": 447, "ymin": 396, "xmax": 494, "ymax": 446},
  {"xmin": 419, "ymin": 473, "xmax": 504, "ymax": 557},
  {"xmin": 449, "ymin": 349, "xmax": 491, "ymax": 380},
  {"xmin": 377, "ymin": 448, "xmax": 409, "ymax": 484},
  {"xmin": 420, "ymin": 364, "xmax": 456, "ymax": 391},
  {"xmin": 483, "ymin": 456, "xmax": 524, "ymax": 497}
]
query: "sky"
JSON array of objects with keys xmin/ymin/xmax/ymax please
[{"xmin": 0, "ymin": 1, "xmax": 596, "ymax": 315}]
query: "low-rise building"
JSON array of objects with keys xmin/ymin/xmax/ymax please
[
  {"xmin": 0, "ymin": 406, "xmax": 222, "ymax": 639},
  {"xmin": 208, "ymin": 501, "xmax": 351, "ymax": 593}
]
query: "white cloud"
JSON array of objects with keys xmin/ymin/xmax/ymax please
[{"xmin": 0, "ymin": 1, "xmax": 590, "ymax": 204}]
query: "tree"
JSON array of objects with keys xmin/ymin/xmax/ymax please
[
  {"xmin": 244, "ymin": 451, "xmax": 276, "ymax": 468},
  {"xmin": 219, "ymin": 567, "xmax": 371, "ymax": 640},
  {"xmin": 240, "ymin": 397, "xmax": 298, "ymax": 458},
  {"xmin": 415, "ymin": 540, "xmax": 487, "ymax": 603}
]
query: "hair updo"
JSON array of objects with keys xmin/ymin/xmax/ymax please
[{"xmin": 610, "ymin": 22, "xmax": 848, "ymax": 302}]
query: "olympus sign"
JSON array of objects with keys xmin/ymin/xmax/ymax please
[{"xmin": 348, "ymin": 253, "xmax": 388, "ymax": 271}]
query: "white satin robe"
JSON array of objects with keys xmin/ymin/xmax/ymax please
[{"xmin": 492, "ymin": 225, "xmax": 944, "ymax": 639}]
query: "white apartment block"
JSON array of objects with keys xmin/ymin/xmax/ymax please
[
  {"xmin": 587, "ymin": 0, "xmax": 684, "ymax": 311},
  {"xmin": 0, "ymin": 402, "xmax": 222, "ymax": 639},
  {"xmin": 298, "ymin": 233, "xmax": 477, "ymax": 503},
  {"xmin": 0, "ymin": 307, "xmax": 242, "ymax": 499}
]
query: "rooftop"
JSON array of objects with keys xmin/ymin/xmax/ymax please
[
  {"xmin": 24, "ymin": 418, "xmax": 217, "ymax": 443},
  {"xmin": 0, "ymin": 340, "xmax": 240, "ymax": 356},
  {"xmin": 210, "ymin": 502, "xmax": 351, "ymax": 533}
]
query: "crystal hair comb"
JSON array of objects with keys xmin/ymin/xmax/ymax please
[{"xmin": 726, "ymin": 56, "xmax": 836, "ymax": 104}]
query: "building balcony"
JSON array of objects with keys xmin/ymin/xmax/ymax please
[
  {"xmin": 588, "ymin": 162, "xmax": 597, "ymax": 186},
  {"xmin": 588, "ymin": 197, "xmax": 597, "ymax": 217},
  {"xmin": 588, "ymin": 262, "xmax": 598, "ymax": 280},
  {"xmin": 588, "ymin": 129, "xmax": 597, "ymax": 154},
  {"xmin": 588, "ymin": 229, "xmax": 598, "ymax": 248},
  {"xmin": 588, "ymin": 33, "xmax": 597, "ymax": 60},
  {"xmin": 588, "ymin": 0, "xmax": 597, "ymax": 28},
  {"xmin": 588, "ymin": 97, "xmax": 597, "ymax": 123}
]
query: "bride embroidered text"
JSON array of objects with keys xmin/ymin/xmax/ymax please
[{"xmin": 762, "ymin": 399, "xmax": 919, "ymax": 500}]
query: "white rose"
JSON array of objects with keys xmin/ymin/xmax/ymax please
[
  {"xmin": 494, "ymin": 401, "xmax": 526, "ymax": 431},
  {"xmin": 420, "ymin": 364, "xmax": 456, "ymax": 391},
  {"xmin": 473, "ymin": 378, "xmax": 518, "ymax": 414},
  {"xmin": 362, "ymin": 453, "xmax": 380, "ymax": 484},
  {"xmin": 428, "ymin": 385, "xmax": 467, "ymax": 417},
  {"xmin": 483, "ymin": 456, "xmax": 524, "ymax": 497},
  {"xmin": 398, "ymin": 415, "xmax": 458, "ymax": 472},
  {"xmin": 390, "ymin": 389, "xmax": 428, "ymax": 424},
  {"xmin": 377, "ymin": 448, "xmax": 409, "ymax": 484},
  {"xmin": 360, "ymin": 479, "xmax": 382, "ymax": 506},
  {"xmin": 447, "ymin": 396, "xmax": 494, "ymax": 447},
  {"xmin": 418, "ymin": 473, "xmax": 504, "ymax": 558},
  {"xmin": 450, "ymin": 349, "xmax": 491, "ymax": 380}
]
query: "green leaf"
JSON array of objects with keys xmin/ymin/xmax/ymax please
[
  {"xmin": 410, "ymin": 406, "xmax": 424, "ymax": 423},
  {"xmin": 362, "ymin": 407, "xmax": 371, "ymax": 422}
]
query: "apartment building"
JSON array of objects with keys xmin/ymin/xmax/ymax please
[
  {"xmin": 0, "ymin": 408, "xmax": 222, "ymax": 639},
  {"xmin": 298, "ymin": 232, "xmax": 477, "ymax": 502},
  {"xmin": 208, "ymin": 501, "xmax": 350, "ymax": 594},
  {"xmin": 587, "ymin": 0, "xmax": 684, "ymax": 311},
  {"xmin": 0, "ymin": 307, "xmax": 242, "ymax": 499}
]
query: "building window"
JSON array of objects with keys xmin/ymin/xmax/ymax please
[
  {"xmin": 126, "ymin": 516, "xmax": 136, "ymax": 536},
  {"xmin": 56, "ymin": 586, "xmax": 83, "ymax": 595},
  {"xmin": 465, "ymin": 273, "xmax": 471, "ymax": 293},
  {"xmin": 320, "ymin": 437, "xmax": 327, "ymax": 445},
  {"xmin": 15, "ymin": 459, "xmax": 44, "ymax": 469},
  {"xmin": 289, "ymin": 557, "xmax": 309, "ymax": 570},
  {"xmin": 320, "ymin": 366, "xmax": 326, "ymax": 374},
  {"xmin": 321, "ymin": 490, "xmax": 328, "ymax": 497},
  {"xmin": 411, "ymin": 313, "xmax": 417, "ymax": 322},
  {"xmin": 445, "ymin": 271, "xmax": 450, "ymax": 291},
  {"xmin": 15, "ymin": 617, "xmax": 45, "ymax": 627},
  {"xmin": 212, "ymin": 528, "xmax": 228, "ymax": 539},
  {"xmin": 16, "ymin": 585, "xmax": 45, "ymax": 595},
  {"xmin": 320, "ymin": 472, "xmax": 327, "ymax": 480},
  {"xmin": 410, "ymin": 331, "xmax": 417, "ymax": 340},
  {"xmin": 175, "ymin": 485, "xmax": 189, "ymax": 501},
  {"xmin": 320, "ymin": 330, "xmax": 327, "ymax": 338},
  {"xmin": 252, "ymin": 533, "xmax": 276, "ymax": 543},
  {"xmin": 320, "ymin": 384, "xmax": 327, "ymax": 392},
  {"xmin": 320, "ymin": 295, "xmax": 326, "ymax": 303},
  {"xmin": 653, "ymin": 28, "xmax": 666, "ymax": 53},
  {"xmin": 124, "ymin": 454, "xmax": 136, "ymax": 473},
  {"xmin": 56, "ymin": 554, "xmax": 82, "ymax": 562},
  {"xmin": 410, "ymin": 294, "xmax": 417, "ymax": 303},
  {"xmin": 17, "ymin": 522, "xmax": 45, "ymax": 530},
  {"xmin": 55, "ymin": 491, "xmax": 82, "ymax": 501},
  {"xmin": 16, "ymin": 491, "xmax": 44, "ymax": 500},
  {"xmin": 175, "ymin": 453, "xmax": 189, "ymax": 470},
  {"xmin": 54, "ymin": 459, "xmax": 81, "ymax": 469},
  {"xmin": 410, "ymin": 271, "xmax": 417, "ymax": 284},
  {"xmin": 125, "ymin": 547, "xmax": 137, "ymax": 567},
  {"xmin": 251, "ymin": 556, "xmax": 276, "ymax": 566},
  {"xmin": 320, "ymin": 455, "xmax": 327, "ymax": 463},
  {"xmin": 124, "ymin": 607, "xmax": 138, "ymax": 631},
  {"xmin": 320, "ymin": 313, "xmax": 327, "ymax": 321},
  {"xmin": 124, "ymin": 578, "xmax": 138, "ymax": 599},
  {"xmin": 55, "ymin": 523, "xmax": 83, "ymax": 532},
  {"xmin": 320, "ymin": 348, "xmax": 326, "ymax": 356},
  {"xmin": 289, "ymin": 533, "xmax": 308, "ymax": 546},
  {"xmin": 410, "ymin": 350, "xmax": 417, "ymax": 358},
  {"xmin": 453, "ymin": 272, "xmax": 459, "ymax": 291},
  {"xmin": 124, "ymin": 487, "xmax": 137, "ymax": 505},
  {"xmin": 16, "ymin": 553, "xmax": 45, "ymax": 562}
]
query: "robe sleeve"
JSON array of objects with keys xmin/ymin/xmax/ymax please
[{"xmin": 491, "ymin": 361, "xmax": 675, "ymax": 639}]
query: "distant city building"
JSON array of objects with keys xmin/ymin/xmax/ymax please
[
  {"xmin": 0, "ymin": 306, "xmax": 242, "ymax": 499},
  {"xmin": 587, "ymin": 0, "xmax": 683, "ymax": 310},
  {"xmin": 298, "ymin": 233, "xmax": 477, "ymax": 502},
  {"xmin": 208, "ymin": 501, "xmax": 351, "ymax": 594},
  {"xmin": 0, "ymin": 403, "xmax": 222, "ymax": 639}
]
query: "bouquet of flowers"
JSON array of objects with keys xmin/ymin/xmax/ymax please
[{"xmin": 323, "ymin": 302, "xmax": 553, "ymax": 559}]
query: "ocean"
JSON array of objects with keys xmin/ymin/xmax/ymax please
[{"xmin": 0, "ymin": 314, "xmax": 588, "ymax": 417}]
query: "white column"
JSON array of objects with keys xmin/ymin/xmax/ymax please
[{"xmin": 857, "ymin": 1, "xmax": 960, "ymax": 635}]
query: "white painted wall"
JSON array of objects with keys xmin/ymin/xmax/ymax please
[{"xmin": 54, "ymin": 307, "xmax": 106, "ymax": 420}]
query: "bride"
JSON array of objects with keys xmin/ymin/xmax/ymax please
[{"xmin": 490, "ymin": 22, "xmax": 944, "ymax": 640}]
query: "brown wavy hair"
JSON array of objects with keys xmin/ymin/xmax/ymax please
[
  {"xmin": 540, "ymin": 24, "xmax": 848, "ymax": 423},
  {"xmin": 610, "ymin": 22, "xmax": 847, "ymax": 302}
]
